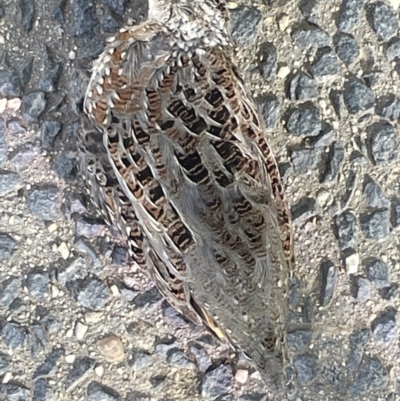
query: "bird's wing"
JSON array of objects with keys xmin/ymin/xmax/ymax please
[{"xmin": 84, "ymin": 25, "xmax": 293, "ymax": 390}]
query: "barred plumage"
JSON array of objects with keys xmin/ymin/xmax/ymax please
[{"xmin": 78, "ymin": 0, "xmax": 294, "ymax": 393}]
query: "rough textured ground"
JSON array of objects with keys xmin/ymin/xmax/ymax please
[{"xmin": 0, "ymin": 0, "xmax": 399, "ymax": 400}]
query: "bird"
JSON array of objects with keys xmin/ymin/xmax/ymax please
[{"xmin": 78, "ymin": 0, "xmax": 294, "ymax": 394}]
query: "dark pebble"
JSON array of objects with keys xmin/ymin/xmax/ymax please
[
  {"xmin": 350, "ymin": 357, "xmax": 388, "ymax": 395},
  {"xmin": 41, "ymin": 121, "xmax": 62, "ymax": 149},
  {"xmin": 0, "ymin": 351, "xmax": 10, "ymax": 375},
  {"xmin": 0, "ymin": 276, "xmax": 22, "ymax": 307},
  {"xmin": 0, "ymin": 69, "xmax": 22, "ymax": 97},
  {"xmin": 347, "ymin": 328, "xmax": 370, "ymax": 372},
  {"xmin": 0, "ymin": 233, "xmax": 17, "ymax": 261},
  {"xmin": 259, "ymin": 42, "xmax": 277, "ymax": 83},
  {"xmin": 72, "ymin": 0, "xmax": 100, "ymax": 39},
  {"xmin": 111, "ymin": 245, "xmax": 129, "ymax": 266},
  {"xmin": 0, "ymin": 117, "xmax": 6, "ymax": 166},
  {"xmin": 22, "ymin": 91, "xmax": 47, "ymax": 122},
  {"xmin": 230, "ymin": 6, "xmax": 262, "ymax": 47},
  {"xmin": 75, "ymin": 215, "xmax": 105, "ymax": 238},
  {"xmin": 201, "ymin": 364, "xmax": 232, "ymax": 399},
  {"xmin": 9, "ymin": 141, "xmax": 41, "ymax": 171},
  {"xmin": 335, "ymin": 211, "xmax": 356, "ymax": 251},
  {"xmin": 322, "ymin": 364, "xmax": 346, "ymax": 394},
  {"xmin": 288, "ymin": 72, "xmax": 318, "ymax": 100},
  {"xmin": 2, "ymin": 321, "xmax": 26, "ymax": 350},
  {"xmin": 343, "ymin": 79, "xmax": 375, "ymax": 114},
  {"xmin": 371, "ymin": 308, "xmax": 397, "ymax": 343},
  {"xmin": 329, "ymin": 89, "xmax": 344, "ymax": 118},
  {"xmin": 287, "ymin": 329, "xmax": 312, "ymax": 352},
  {"xmin": 291, "ymin": 197, "xmax": 316, "ymax": 221},
  {"xmin": 320, "ymin": 142, "xmax": 344, "ymax": 182},
  {"xmin": 299, "ymin": 0, "xmax": 319, "ymax": 25},
  {"xmin": 367, "ymin": 121, "xmax": 398, "ymax": 166},
  {"xmin": 363, "ymin": 176, "xmax": 390, "ymax": 209},
  {"xmin": 286, "ymin": 104, "xmax": 321, "ymax": 137},
  {"xmin": 74, "ymin": 276, "xmax": 111, "ymax": 310},
  {"xmin": 319, "ymin": 260, "xmax": 337, "ymax": 306},
  {"xmin": 0, "ymin": 170, "xmax": 20, "ymax": 196},
  {"xmin": 102, "ymin": 9, "xmax": 121, "ymax": 33},
  {"xmin": 310, "ymin": 122, "xmax": 335, "ymax": 148},
  {"xmin": 26, "ymin": 185, "xmax": 60, "ymax": 220},
  {"xmin": 294, "ymin": 354, "xmax": 318, "ymax": 385},
  {"xmin": 87, "ymin": 381, "xmax": 120, "ymax": 401},
  {"xmin": 367, "ymin": 2, "xmax": 398, "ymax": 41},
  {"xmin": 290, "ymin": 147, "xmax": 321, "ymax": 174},
  {"xmin": 375, "ymin": 94, "xmax": 400, "ymax": 121},
  {"xmin": 39, "ymin": 48, "xmax": 63, "ymax": 93},
  {"xmin": 291, "ymin": 25, "xmax": 331, "ymax": 52},
  {"xmin": 65, "ymin": 357, "xmax": 95, "ymax": 391},
  {"xmin": 259, "ymin": 94, "xmax": 280, "ymax": 129},
  {"xmin": 33, "ymin": 378, "xmax": 54, "ymax": 401},
  {"xmin": 380, "ymin": 283, "xmax": 399, "ymax": 300},
  {"xmin": 75, "ymin": 239, "xmax": 102, "ymax": 270},
  {"xmin": 335, "ymin": 33, "xmax": 360, "ymax": 66},
  {"xmin": 310, "ymin": 48, "xmax": 341, "ymax": 82},
  {"xmin": 33, "ymin": 347, "xmax": 64, "ymax": 380},
  {"xmin": 0, "ymin": 384, "xmax": 29, "ymax": 401},
  {"xmin": 132, "ymin": 286, "xmax": 162, "ymax": 308},
  {"xmin": 353, "ymin": 277, "xmax": 371, "ymax": 302},
  {"xmin": 130, "ymin": 352, "xmax": 152, "ymax": 371},
  {"xmin": 27, "ymin": 269, "xmax": 50, "ymax": 301},
  {"xmin": 393, "ymin": 202, "xmax": 400, "ymax": 227},
  {"xmin": 337, "ymin": 0, "xmax": 365, "ymax": 33},
  {"xmin": 30, "ymin": 323, "xmax": 49, "ymax": 349},
  {"xmin": 189, "ymin": 343, "xmax": 212, "ymax": 372},
  {"xmin": 100, "ymin": 0, "xmax": 128, "ymax": 15},
  {"xmin": 366, "ymin": 259, "xmax": 390, "ymax": 289},
  {"xmin": 53, "ymin": 151, "xmax": 78, "ymax": 180},
  {"xmin": 167, "ymin": 349, "xmax": 195, "ymax": 369},
  {"xmin": 163, "ymin": 304, "xmax": 189, "ymax": 328},
  {"xmin": 19, "ymin": 56, "xmax": 34, "ymax": 88},
  {"xmin": 385, "ymin": 37, "xmax": 400, "ymax": 62},
  {"xmin": 19, "ymin": 0, "xmax": 35, "ymax": 32},
  {"xmin": 360, "ymin": 209, "xmax": 391, "ymax": 240}
]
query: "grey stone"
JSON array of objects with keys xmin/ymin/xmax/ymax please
[
  {"xmin": 53, "ymin": 151, "xmax": 78, "ymax": 180},
  {"xmin": 65, "ymin": 357, "xmax": 95, "ymax": 391},
  {"xmin": 310, "ymin": 123, "xmax": 335, "ymax": 148},
  {"xmin": 380, "ymin": 283, "xmax": 399, "ymax": 300},
  {"xmin": 126, "ymin": 391, "xmax": 150, "ymax": 401},
  {"xmin": 0, "ymin": 117, "xmax": 6, "ymax": 167},
  {"xmin": 0, "ymin": 170, "xmax": 20, "ymax": 196},
  {"xmin": 366, "ymin": 259, "xmax": 390, "ymax": 289},
  {"xmin": 259, "ymin": 94, "xmax": 280, "ymax": 129},
  {"xmin": 22, "ymin": 91, "xmax": 47, "ymax": 123},
  {"xmin": 41, "ymin": 314, "xmax": 62, "ymax": 334},
  {"xmin": 289, "ymin": 275, "xmax": 301, "ymax": 308},
  {"xmin": 19, "ymin": 56, "xmax": 34, "ymax": 88},
  {"xmin": 132, "ymin": 286, "xmax": 162, "ymax": 308},
  {"xmin": 0, "ymin": 277, "xmax": 22, "ymax": 308},
  {"xmin": 360, "ymin": 209, "xmax": 391, "ymax": 240},
  {"xmin": 102, "ymin": 9, "xmax": 120, "ymax": 33},
  {"xmin": 299, "ymin": 0, "xmax": 319, "ymax": 25},
  {"xmin": 74, "ymin": 276, "xmax": 111, "ymax": 310},
  {"xmin": 39, "ymin": 48, "xmax": 62, "ymax": 93},
  {"xmin": 385, "ymin": 37, "xmax": 400, "ymax": 61},
  {"xmin": 72, "ymin": 0, "xmax": 100, "ymax": 39},
  {"xmin": 291, "ymin": 25, "xmax": 331, "ymax": 51},
  {"xmin": 393, "ymin": 202, "xmax": 400, "ymax": 227},
  {"xmin": 291, "ymin": 197, "xmax": 316, "ymax": 221},
  {"xmin": 291, "ymin": 147, "xmax": 321, "ymax": 174},
  {"xmin": 335, "ymin": 212, "xmax": 356, "ymax": 250},
  {"xmin": 367, "ymin": 121, "xmax": 398, "ymax": 166},
  {"xmin": 167, "ymin": 350, "xmax": 195, "ymax": 369},
  {"xmin": 150, "ymin": 375, "xmax": 166, "ymax": 388},
  {"xmin": 363, "ymin": 176, "xmax": 390, "ymax": 209},
  {"xmin": 310, "ymin": 48, "xmax": 341, "ymax": 82},
  {"xmin": 0, "ymin": 6, "xmax": 4, "ymax": 19},
  {"xmin": 75, "ymin": 239, "xmax": 102, "ymax": 270},
  {"xmin": 0, "ymin": 69, "xmax": 22, "ymax": 98},
  {"xmin": 33, "ymin": 378, "xmax": 54, "ymax": 401},
  {"xmin": 27, "ymin": 186, "xmax": 60, "ymax": 220},
  {"xmin": 337, "ymin": 0, "xmax": 365, "ymax": 33},
  {"xmin": 367, "ymin": 2, "xmax": 398, "ymax": 41},
  {"xmin": 100, "ymin": 0, "xmax": 128, "ymax": 15},
  {"xmin": 0, "ymin": 351, "xmax": 10, "ymax": 375},
  {"xmin": 19, "ymin": 0, "xmax": 35, "ymax": 32},
  {"xmin": 287, "ymin": 329, "xmax": 312, "ymax": 352},
  {"xmin": 163, "ymin": 304, "xmax": 189, "ymax": 327},
  {"xmin": 2, "ymin": 321, "xmax": 26, "ymax": 350},
  {"xmin": 190, "ymin": 344, "xmax": 212, "ymax": 372},
  {"xmin": 294, "ymin": 354, "xmax": 318, "ymax": 386},
  {"xmin": 0, "ymin": 234, "xmax": 17, "ymax": 261},
  {"xmin": 9, "ymin": 141, "xmax": 41, "ymax": 171},
  {"xmin": 27, "ymin": 269, "xmax": 50, "ymax": 301},
  {"xmin": 348, "ymin": 328, "xmax": 370, "ymax": 372},
  {"xmin": 230, "ymin": 6, "xmax": 262, "ymax": 47},
  {"xmin": 286, "ymin": 105, "xmax": 321, "ymax": 137},
  {"xmin": 130, "ymin": 352, "xmax": 152, "ymax": 371},
  {"xmin": 155, "ymin": 338, "xmax": 178, "ymax": 358},
  {"xmin": 239, "ymin": 394, "xmax": 263, "ymax": 401},
  {"xmin": 320, "ymin": 142, "xmax": 344, "ymax": 182},
  {"xmin": 33, "ymin": 347, "xmax": 64, "ymax": 380},
  {"xmin": 41, "ymin": 121, "xmax": 63, "ymax": 149},
  {"xmin": 289, "ymin": 73, "xmax": 318, "ymax": 100},
  {"xmin": 322, "ymin": 364, "xmax": 346, "ymax": 394},
  {"xmin": 344, "ymin": 79, "xmax": 375, "ymax": 114},
  {"xmin": 329, "ymin": 89, "xmax": 344, "ymax": 118},
  {"xmin": 320, "ymin": 260, "xmax": 337, "ymax": 306},
  {"xmin": 259, "ymin": 42, "xmax": 277, "ymax": 83},
  {"xmin": 87, "ymin": 381, "xmax": 121, "ymax": 401},
  {"xmin": 375, "ymin": 94, "xmax": 400, "ymax": 121},
  {"xmin": 119, "ymin": 286, "xmax": 138, "ymax": 302},
  {"xmin": 75, "ymin": 216, "xmax": 106, "ymax": 238},
  {"xmin": 335, "ymin": 33, "xmax": 360, "ymax": 66},
  {"xmin": 371, "ymin": 309, "xmax": 396, "ymax": 343},
  {"xmin": 111, "ymin": 245, "xmax": 129, "ymax": 266},
  {"xmin": 0, "ymin": 384, "xmax": 29, "ymax": 401},
  {"xmin": 30, "ymin": 323, "xmax": 49, "ymax": 349},
  {"xmin": 202, "ymin": 365, "xmax": 232, "ymax": 400},
  {"xmin": 350, "ymin": 357, "xmax": 388, "ymax": 395},
  {"xmin": 28, "ymin": 331, "xmax": 41, "ymax": 357},
  {"xmin": 354, "ymin": 277, "xmax": 371, "ymax": 302}
]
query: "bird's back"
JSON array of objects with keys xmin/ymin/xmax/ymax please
[{"xmin": 80, "ymin": 19, "xmax": 293, "ymax": 393}]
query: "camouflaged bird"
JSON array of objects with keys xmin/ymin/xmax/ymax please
[{"xmin": 78, "ymin": 0, "xmax": 294, "ymax": 393}]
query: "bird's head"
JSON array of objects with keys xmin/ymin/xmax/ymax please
[{"xmin": 148, "ymin": 0, "xmax": 231, "ymax": 47}]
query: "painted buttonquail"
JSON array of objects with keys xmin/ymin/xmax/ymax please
[{"xmin": 78, "ymin": 0, "xmax": 294, "ymax": 393}]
